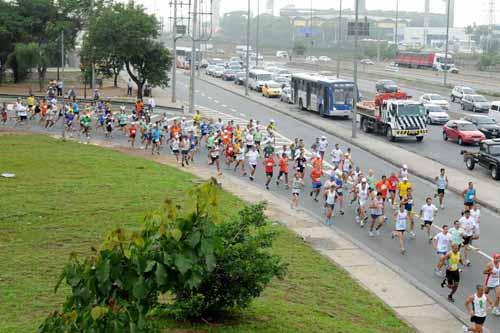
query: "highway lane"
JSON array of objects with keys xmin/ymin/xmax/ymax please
[
  {"xmin": 173, "ymin": 73, "xmax": 500, "ymax": 331},
  {"xmin": 199, "ymin": 70, "xmax": 494, "ymax": 180}
]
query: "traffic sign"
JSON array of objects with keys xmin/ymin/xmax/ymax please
[
  {"xmin": 176, "ymin": 25, "xmax": 186, "ymax": 35},
  {"xmin": 347, "ymin": 22, "xmax": 369, "ymax": 36}
]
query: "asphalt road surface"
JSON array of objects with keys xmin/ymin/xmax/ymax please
[
  {"xmin": 201, "ymin": 66, "xmax": 498, "ymax": 182},
  {"xmin": 5, "ymin": 77, "xmax": 499, "ymax": 331},
  {"xmin": 173, "ymin": 73, "xmax": 500, "ymax": 331}
]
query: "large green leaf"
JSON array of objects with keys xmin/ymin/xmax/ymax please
[
  {"xmin": 132, "ymin": 276, "xmax": 147, "ymax": 300},
  {"xmin": 170, "ymin": 228, "xmax": 182, "ymax": 242},
  {"xmin": 186, "ymin": 230, "xmax": 201, "ymax": 248},
  {"xmin": 155, "ymin": 263, "xmax": 167, "ymax": 286},
  {"xmin": 96, "ymin": 258, "xmax": 111, "ymax": 283},
  {"xmin": 174, "ymin": 254, "xmax": 192, "ymax": 275}
]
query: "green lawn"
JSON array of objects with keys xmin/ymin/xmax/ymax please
[{"xmin": 0, "ymin": 134, "xmax": 413, "ymax": 333}]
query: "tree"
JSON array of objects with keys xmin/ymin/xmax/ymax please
[
  {"xmin": 83, "ymin": 2, "xmax": 172, "ymax": 98},
  {"xmin": 220, "ymin": 11, "xmax": 248, "ymax": 41},
  {"xmin": 293, "ymin": 41, "xmax": 307, "ymax": 56}
]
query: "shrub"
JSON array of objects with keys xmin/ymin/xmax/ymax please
[{"xmin": 38, "ymin": 179, "xmax": 286, "ymax": 332}]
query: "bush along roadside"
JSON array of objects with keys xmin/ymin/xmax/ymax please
[{"xmin": 38, "ymin": 178, "xmax": 287, "ymax": 333}]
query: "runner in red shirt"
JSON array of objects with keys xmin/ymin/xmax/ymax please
[
  {"xmin": 387, "ymin": 172, "xmax": 399, "ymax": 208},
  {"xmin": 276, "ymin": 153, "xmax": 289, "ymax": 189},
  {"xmin": 375, "ymin": 175, "xmax": 390, "ymax": 201},
  {"xmin": 225, "ymin": 141, "xmax": 235, "ymax": 168},
  {"xmin": 128, "ymin": 123, "xmax": 137, "ymax": 148},
  {"xmin": 264, "ymin": 155, "xmax": 275, "ymax": 190}
]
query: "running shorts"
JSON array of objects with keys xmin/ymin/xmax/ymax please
[
  {"xmin": 424, "ymin": 220, "xmax": 433, "ymax": 226},
  {"xmin": 437, "ymin": 189, "xmax": 445, "ymax": 195},
  {"xmin": 470, "ymin": 316, "xmax": 486, "ymax": 325},
  {"xmin": 312, "ymin": 181, "xmax": 322, "ymax": 189},
  {"xmin": 446, "ymin": 269, "xmax": 460, "ymax": 284},
  {"xmin": 326, "ymin": 203, "xmax": 335, "ymax": 209},
  {"xmin": 463, "ymin": 235, "xmax": 473, "ymax": 245},
  {"xmin": 266, "ymin": 172, "xmax": 273, "ymax": 177}
]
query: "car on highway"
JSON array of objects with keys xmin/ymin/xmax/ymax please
[
  {"xmin": 280, "ymin": 86, "xmax": 292, "ymax": 104},
  {"xmin": 275, "ymin": 68, "xmax": 291, "ymax": 79},
  {"xmin": 305, "ymin": 56, "xmax": 318, "ymax": 63},
  {"xmin": 229, "ymin": 56, "xmax": 241, "ymax": 63},
  {"xmin": 424, "ymin": 104, "xmax": 450, "ymax": 125},
  {"xmin": 212, "ymin": 66, "xmax": 225, "ymax": 78},
  {"xmin": 419, "ymin": 93, "xmax": 449, "ymax": 110},
  {"xmin": 273, "ymin": 75, "xmax": 290, "ymax": 88},
  {"xmin": 276, "ymin": 50, "xmax": 289, "ymax": 58},
  {"xmin": 360, "ymin": 58, "xmax": 375, "ymax": 65},
  {"xmin": 248, "ymin": 69, "xmax": 273, "ymax": 91},
  {"xmin": 375, "ymin": 80, "xmax": 398, "ymax": 93},
  {"xmin": 234, "ymin": 72, "xmax": 247, "ymax": 85},
  {"xmin": 442, "ymin": 120, "xmax": 485, "ymax": 145},
  {"xmin": 461, "ymin": 94, "xmax": 490, "ymax": 113},
  {"xmin": 450, "ymin": 86, "xmax": 475, "ymax": 102},
  {"xmin": 205, "ymin": 65, "xmax": 219, "ymax": 76},
  {"xmin": 462, "ymin": 139, "xmax": 500, "ymax": 180},
  {"xmin": 462, "ymin": 115, "xmax": 500, "ymax": 139},
  {"xmin": 489, "ymin": 101, "xmax": 500, "ymax": 122},
  {"xmin": 318, "ymin": 56, "xmax": 332, "ymax": 62},
  {"xmin": 384, "ymin": 63, "xmax": 399, "ymax": 72},
  {"xmin": 200, "ymin": 59, "xmax": 209, "ymax": 68},
  {"xmin": 221, "ymin": 70, "xmax": 236, "ymax": 81},
  {"xmin": 261, "ymin": 81, "xmax": 282, "ymax": 98}
]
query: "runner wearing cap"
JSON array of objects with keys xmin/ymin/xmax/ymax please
[
  {"xmin": 399, "ymin": 164, "xmax": 409, "ymax": 181},
  {"xmin": 483, "ymin": 254, "xmax": 500, "ymax": 316},
  {"xmin": 355, "ymin": 177, "xmax": 370, "ymax": 227}
]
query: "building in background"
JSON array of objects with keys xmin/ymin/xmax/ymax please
[
  {"xmin": 265, "ymin": 0, "xmax": 274, "ymax": 16},
  {"xmin": 212, "ymin": 0, "xmax": 221, "ymax": 34}
]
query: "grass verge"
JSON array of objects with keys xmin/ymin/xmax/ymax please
[{"xmin": 0, "ymin": 134, "xmax": 413, "ymax": 333}]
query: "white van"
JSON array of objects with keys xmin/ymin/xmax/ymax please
[
  {"xmin": 248, "ymin": 69, "xmax": 273, "ymax": 92},
  {"xmin": 489, "ymin": 101, "xmax": 500, "ymax": 122},
  {"xmin": 276, "ymin": 50, "xmax": 289, "ymax": 58}
]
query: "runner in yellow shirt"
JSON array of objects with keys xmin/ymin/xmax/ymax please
[{"xmin": 397, "ymin": 177, "xmax": 412, "ymax": 201}]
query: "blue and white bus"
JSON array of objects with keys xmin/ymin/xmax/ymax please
[{"xmin": 291, "ymin": 73, "xmax": 358, "ymax": 118}]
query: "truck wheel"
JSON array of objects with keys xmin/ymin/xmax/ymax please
[
  {"xmin": 491, "ymin": 166, "xmax": 500, "ymax": 180},
  {"xmin": 361, "ymin": 118, "xmax": 370, "ymax": 133},
  {"xmin": 386, "ymin": 127, "xmax": 395, "ymax": 142},
  {"xmin": 416, "ymin": 136, "xmax": 424, "ymax": 142},
  {"xmin": 465, "ymin": 157, "xmax": 475, "ymax": 170}
]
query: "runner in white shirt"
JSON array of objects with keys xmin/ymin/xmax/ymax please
[
  {"xmin": 399, "ymin": 164, "xmax": 409, "ymax": 181},
  {"xmin": 318, "ymin": 136, "xmax": 328, "ymax": 160},
  {"xmin": 470, "ymin": 204, "xmax": 481, "ymax": 240},
  {"xmin": 392, "ymin": 204, "xmax": 408, "ymax": 255},
  {"xmin": 483, "ymin": 254, "xmax": 500, "ymax": 316},
  {"xmin": 330, "ymin": 144, "xmax": 343, "ymax": 168},
  {"xmin": 459, "ymin": 210, "xmax": 476, "ymax": 267},
  {"xmin": 433, "ymin": 225, "xmax": 452, "ymax": 277},
  {"xmin": 355, "ymin": 178, "xmax": 369, "ymax": 227},
  {"xmin": 246, "ymin": 146, "xmax": 259, "ymax": 181},
  {"xmin": 463, "ymin": 285, "xmax": 492, "ymax": 333},
  {"xmin": 419, "ymin": 197, "xmax": 438, "ymax": 242}
]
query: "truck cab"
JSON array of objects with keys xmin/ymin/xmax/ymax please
[{"xmin": 463, "ymin": 139, "xmax": 500, "ymax": 179}]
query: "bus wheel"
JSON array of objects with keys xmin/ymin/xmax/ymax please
[
  {"xmin": 319, "ymin": 105, "xmax": 325, "ymax": 117},
  {"xmin": 298, "ymin": 99, "xmax": 304, "ymax": 111}
]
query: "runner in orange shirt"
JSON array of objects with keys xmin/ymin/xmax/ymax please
[
  {"xmin": 310, "ymin": 166, "xmax": 323, "ymax": 202},
  {"xmin": 276, "ymin": 152, "xmax": 289, "ymax": 189},
  {"xmin": 263, "ymin": 154, "xmax": 276, "ymax": 190}
]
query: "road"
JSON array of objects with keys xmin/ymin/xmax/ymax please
[
  {"xmin": 4, "ymin": 75, "xmax": 499, "ymax": 331},
  {"xmin": 168, "ymin": 72, "xmax": 500, "ymax": 331},
  {"xmin": 201, "ymin": 68, "xmax": 496, "ymax": 182}
]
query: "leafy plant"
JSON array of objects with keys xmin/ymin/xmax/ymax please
[
  {"xmin": 39, "ymin": 179, "xmax": 286, "ymax": 332},
  {"xmin": 293, "ymin": 42, "xmax": 307, "ymax": 56}
]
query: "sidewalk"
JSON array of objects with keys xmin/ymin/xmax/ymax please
[
  {"xmin": 199, "ymin": 76, "xmax": 500, "ymax": 214},
  {"xmin": 78, "ymin": 137, "xmax": 466, "ymax": 333}
]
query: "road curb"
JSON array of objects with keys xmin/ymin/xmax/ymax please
[{"xmin": 199, "ymin": 77, "xmax": 500, "ymax": 215}]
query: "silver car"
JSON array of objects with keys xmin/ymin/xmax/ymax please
[
  {"xmin": 425, "ymin": 104, "xmax": 450, "ymax": 125},
  {"xmin": 280, "ymin": 87, "xmax": 292, "ymax": 104}
]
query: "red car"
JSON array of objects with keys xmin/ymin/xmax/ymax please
[{"xmin": 442, "ymin": 120, "xmax": 485, "ymax": 145}]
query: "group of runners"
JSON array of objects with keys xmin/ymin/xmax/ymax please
[{"xmin": 2, "ymin": 94, "xmax": 499, "ymax": 333}]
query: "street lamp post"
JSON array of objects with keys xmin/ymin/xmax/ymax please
[
  {"xmin": 255, "ymin": 0, "xmax": 260, "ymax": 67},
  {"xmin": 443, "ymin": 0, "xmax": 451, "ymax": 86},
  {"xmin": 245, "ymin": 0, "xmax": 251, "ymax": 96},
  {"xmin": 171, "ymin": 0, "xmax": 178, "ymax": 103},
  {"xmin": 352, "ymin": 0, "xmax": 359, "ymax": 139},
  {"xmin": 188, "ymin": 0, "xmax": 198, "ymax": 113},
  {"xmin": 394, "ymin": 0, "xmax": 399, "ymax": 51},
  {"xmin": 91, "ymin": 0, "xmax": 96, "ymax": 92},
  {"xmin": 336, "ymin": 0, "xmax": 342, "ymax": 78}
]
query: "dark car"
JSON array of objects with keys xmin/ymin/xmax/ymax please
[
  {"xmin": 222, "ymin": 70, "xmax": 236, "ymax": 81},
  {"xmin": 463, "ymin": 115, "xmax": 500, "ymax": 139},
  {"xmin": 234, "ymin": 72, "xmax": 247, "ymax": 85},
  {"xmin": 375, "ymin": 80, "xmax": 398, "ymax": 93},
  {"xmin": 462, "ymin": 139, "xmax": 500, "ymax": 180},
  {"xmin": 461, "ymin": 94, "xmax": 490, "ymax": 113}
]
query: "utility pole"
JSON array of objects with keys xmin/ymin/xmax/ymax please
[
  {"xmin": 61, "ymin": 30, "xmax": 64, "ymax": 98},
  {"xmin": 91, "ymin": 0, "xmax": 96, "ymax": 92},
  {"xmin": 352, "ymin": 0, "xmax": 359, "ymax": 139},
  {"xmin": 394, "ymin": 0, "xmax": 398, "ymax": 52},
  {"xmin": 245, "ymin": 0, "xmax": 251, "ymax": 96},
  {"xmin": 172, "ymin": 0, "xmax": 178, "ymax": 103},
  {"xmin": 336, "ymin": 0, "xmax": 342, "ymax": 78},
  {"xmin": 443, "ymin": 0, "xmax": 451, "ymax": 86},
  {"xmin": 255, "ymin": 0, "xmax": 260, "ymax": 67},
  {"xmin": 189, "ymin": 0, "xmax": 198, "ymax": 114}
]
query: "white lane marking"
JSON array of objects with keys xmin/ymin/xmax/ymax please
[
  {"xmin": 201, "ymin": 93, "xmax": 206, "ymax": 97},
  {"xmin": 214, "ymin": 99, "xmax": 220, "ymax": 104},
  {"xmin": 230, "ymin": 108, "xmax": 237, "ymax": 113},
  {"xmin": 239, "ymin": 113, "xmax": 247, "ymax": 118},
  {"xmin": 221, "ymin": 104, "xmax": 227, "ymax": 108},
  {"xmin": 207, "ymin": 96, "xmax": 213, "ymax": 100},
  {"xmin": 195, "ymin": 90, "xmax": 199, "ymax": 93}
]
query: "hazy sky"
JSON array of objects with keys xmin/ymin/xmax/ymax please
[{"xmin": 140, "ymin": 0, "xmax": 496, "ymax": 28}]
